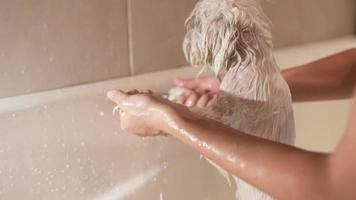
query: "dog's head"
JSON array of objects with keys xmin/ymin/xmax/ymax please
[{"xmin": 183, "ymin": 0, "xmax": 272, "ymax": 78}]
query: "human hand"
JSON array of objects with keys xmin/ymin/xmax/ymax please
[
  {"xmin": 107, "ymin": 89, "xmax": 190, "ymax": 137},
  {"xmin": 174, "ymin": 76, "xmax": 220, "ymax": 107}
]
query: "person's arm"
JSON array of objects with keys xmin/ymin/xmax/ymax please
[
  {"xmin": 175, "ymin": 48, "xmax": 356, "ymax": 104},
  {"xmin": 163, "ymin": 89, "xmax": 356, "ymax": 200},
  {"xmin": 107, "ymin": 88, "xmax": 356, "ymax": 199},
  {"xmin": 282, "ymin": 48, "xmax": 356, "ymax": 102}
]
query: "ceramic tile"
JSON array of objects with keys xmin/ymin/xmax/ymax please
[
  {"xmin": 129, "ymin": 0, "xmax": 198, "ymax": 74},
  {"xmin": 0, "ymin": 0, "xmax": 129, "ymax": 98},
  {"xmin": 262, "ymin": 0, "xmax": 356, "ymax": 48}
]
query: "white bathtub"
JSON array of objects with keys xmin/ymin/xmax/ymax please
[{"xmin": 0, "ymin": 36, "xmax": 355, "ymax": 200}]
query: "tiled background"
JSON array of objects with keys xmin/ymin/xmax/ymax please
[{"xmin": 0, "ymin": 0, "xmax": 355, "ymax": 98}]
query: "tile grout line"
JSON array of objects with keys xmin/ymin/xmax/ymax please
[{"xmin": 127, "ymin": 0, "xmax": 135, "ymax": 76}]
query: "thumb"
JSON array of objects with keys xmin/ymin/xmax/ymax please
[
  {"xmin": 107, "ymin": 90, "xmax": 128, "ymax": 105},
  {"xmin": 174, "ymin": 78, "xmax": 198, "ymax": 89}
]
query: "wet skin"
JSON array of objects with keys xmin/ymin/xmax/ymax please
[{"xmin": 107, "ymin": 48, "xmax": 356, "ymax": 200}]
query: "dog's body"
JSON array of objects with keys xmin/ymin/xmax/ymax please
[{"xmin": 181, "ymin": 0, "xmax": 295, "ymax": 199}]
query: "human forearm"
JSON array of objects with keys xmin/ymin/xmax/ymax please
[
  {"xmin": 282, "ymin": 48, "xmax": 356, "ymax": 102},
  {"xmin": 165, "ymin": 113, "xmax": 333, "ymax": 200}
]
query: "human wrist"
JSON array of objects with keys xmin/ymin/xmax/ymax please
[{"xmin": 158, "ymin": 104, "xmax": 196, "ymax": 136}]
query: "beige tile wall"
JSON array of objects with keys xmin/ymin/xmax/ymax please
[
  {"xmin": 128, "ymin": 0, "xmax": 198, "ymax": 74},
  {"xmin": 0, "ymin": 0, "xmax": 355, "ymax": 98},
  {"xmin": 0, "ymin": 0, "xmax": 130, "ymax": 98},
  {"xmin": 262, "ymin": 0, "xmax": 356, "ymax": 48}
]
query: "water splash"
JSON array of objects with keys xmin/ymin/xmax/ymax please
[
  {"xmin": 112, "ymin": 105, "xmax": 120, "ymax": 116},
  {"xmin": 91, "ymin": 166, "xmax": 163, "ymax": 200}
]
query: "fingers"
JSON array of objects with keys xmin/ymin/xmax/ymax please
[
  {"xmin": 206, "ymin": 94, "xmax": 217, "ymax": 107},
  {"xmin": 185, "ymin": 92, "xmax": 198, "ymax": 107},
  {"xmin": 176, "ymin": 91, "xmax": 189, "ymax": 104},
  {"xmin": 127, "ymin": 89, "xmax": 139, "ymax": 95},
  {"xmin": 142, "ymin": 89, "xmax": 153, "ymax": 94},
  {"xmin": 128, "ymin": 89, "xmax": 153, "ymax": 95},
  {"xmin": 174, "ymin": 78, "xmax": 198, "ymax": 89},
  {"xmin": 196, "ymin": 94, "xmax": 209, "ymax": 108},
  {"xmin": 175, "ymin": 90, "xmax": 203, "ymax": 107},
  {"xmin": 107, "ymin": 90, "xmax": 128, "ymax": 104},
  {"xmin": 175, "ymin": 76, "xmax": 220, "ymax": 93},
  {"xmin": 175, "ymin": 91, "xmax": 217, "ymax": 108},
  {"xmin": 107, "ymin": 89, "xmax": 154, "ymax": 104}
]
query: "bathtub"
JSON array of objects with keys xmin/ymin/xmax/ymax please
[{"xmin": 0, "ymin": 36, "xmax": 355, "ymax": 200}]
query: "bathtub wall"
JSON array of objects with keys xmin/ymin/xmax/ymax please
[
  {"xmin": 0, "ymin": 0, "xmax": 131, "ymax": 98},
  {"xmin": 0, "ymin": 0, "xmax": 355, "ymax": 98}
]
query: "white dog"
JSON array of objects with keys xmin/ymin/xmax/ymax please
[{"xmin": 171, "ymin": 0, "xmax": 295, "ymax": 199}]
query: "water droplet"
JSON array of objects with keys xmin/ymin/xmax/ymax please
[
  {"xmin": 11, "ymin": 113, "xmax": 17, "ymax": 118},
  {"xmin": 65, "ymin": 164, "xmax": 70, "ymax": 169},
  {"xmin": 77, "ymin": 159, "xmax": 81, "ymax": 164},
  {"xmin": 80, "ymin": 141, "xmax": 85, "ymax": 147},
  {"xmin": 36, "ymin": 169, "xmax": 42, "ymax": 175},
  {"xmin": 20, "ymin": 67, "xmax": 27, "ymax": 74},
  {"xmin": 163, "ymin": 161, "xmax": 168, "ymax": 169},
  {"xmin": 49, "ymin": 55, "xmax": 54, "ymax": 62},
  {"xmin": 43, "ymin": 144, "xmax": 48, "ymax": 149},
  {"xmin": 79, "ymin": 188, "xmax": 85, "ymax": 194},
  {"xmin": 25, "ymin": 88, "xmax": 33, "ymax": 93},
  {"xmin": 99, "ymin": 111, "xmax": 105, "ymax": 117}
]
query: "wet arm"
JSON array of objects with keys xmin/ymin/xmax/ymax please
[
  {"xmin": 282, "ymin": 48, "xmax": 356, "ymax": 102},
  {"xmin": 163, "ymin": 91, "xmax": 356, "ymax": 200}
]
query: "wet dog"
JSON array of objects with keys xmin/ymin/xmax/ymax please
[{"xmin": 173, "ymin": 0, "xmax": 295, "ymax": 199}]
